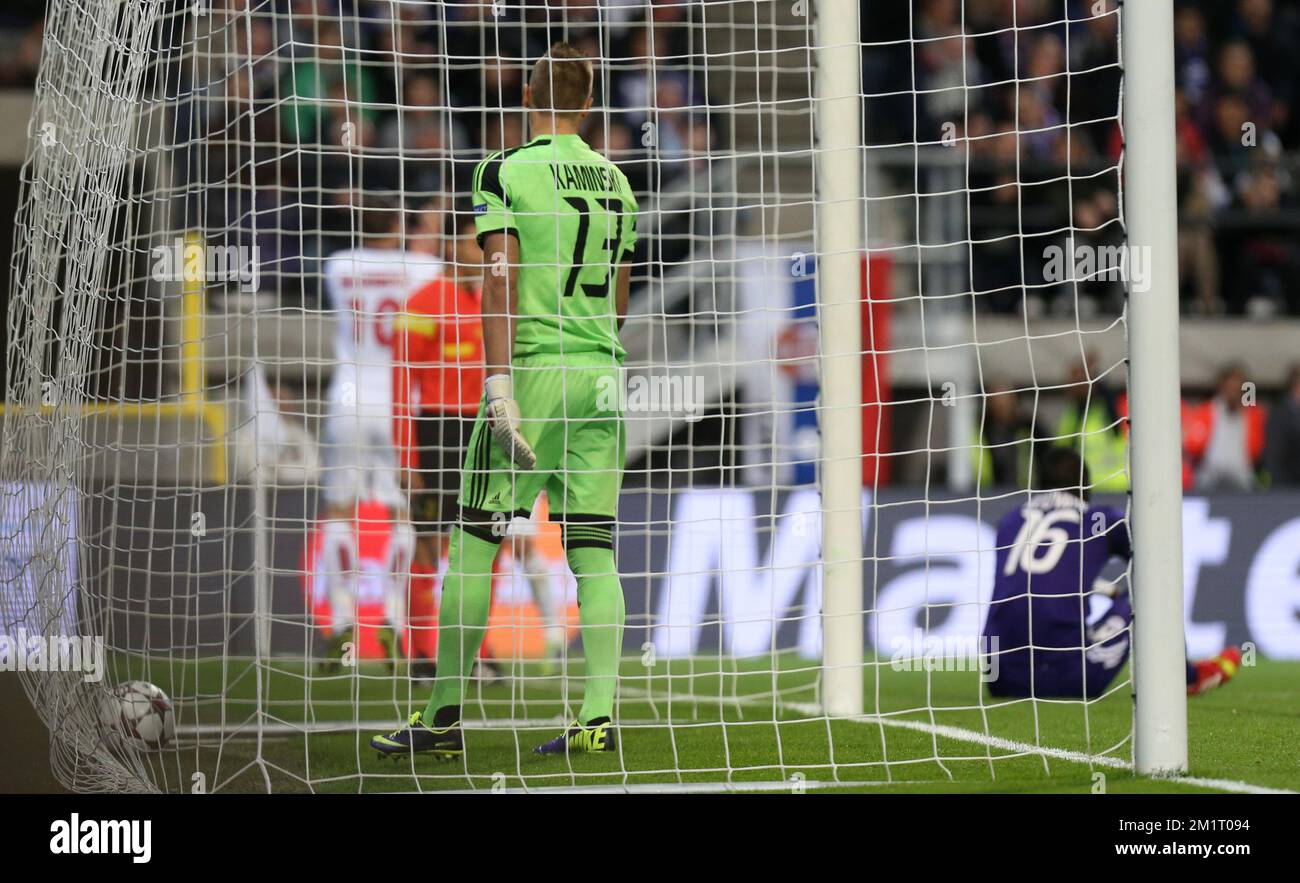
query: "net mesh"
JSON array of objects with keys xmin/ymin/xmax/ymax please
[{"xmin": 2, "ymin": 0, "xmax": 1136, "ymax": 793}]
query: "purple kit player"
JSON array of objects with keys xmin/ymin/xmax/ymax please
[{"xmin": 983, "ymin": 448, "xmax": 1240, "ymax": 700}]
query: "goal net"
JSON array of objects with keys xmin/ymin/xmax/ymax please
[{"xmin": 2, "ymin": 0, "xmax": 1182, "ymax": 793}]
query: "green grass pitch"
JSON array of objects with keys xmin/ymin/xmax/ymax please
[{"xmin": 112, "ymin": 654, "xmax": 1300, "ymax": 794}]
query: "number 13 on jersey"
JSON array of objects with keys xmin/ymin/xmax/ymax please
[{"xmin": 562, "ymin": 196, "xmax": 623, "ymax": 299}]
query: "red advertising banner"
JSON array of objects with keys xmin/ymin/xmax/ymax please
[
  {"xmin": 301, "ymin": 499, "xmax": 578, "ymax": 660},
  {"xmin": 862, "ymin": 253, "xmax": 893, "ymax": 486}
]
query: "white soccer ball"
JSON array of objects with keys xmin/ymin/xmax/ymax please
[{"xmin": 100, "ymin": 680, "xmax": 176, "ymax": 750}]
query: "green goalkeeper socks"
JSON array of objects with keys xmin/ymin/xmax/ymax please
[
  {"xmin": 420, "ymin": 529, "xmax": 625, "ymax": 728},
  {"xmin": 566, "ymin": 545, "xmax": 626, "ymax": 725},
  {"xmin": 424, "ymin": 527, "xmax": 498, "ymax": 720}
]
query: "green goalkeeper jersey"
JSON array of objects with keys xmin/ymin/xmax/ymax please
[{"xmin": 472, "ymin": 132, "xmax": 638, "ymax": 363}]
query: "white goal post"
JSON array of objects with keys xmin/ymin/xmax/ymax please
[
  {"xmin": 1119, "ymin": 0, "xmax": 1188, "ymax": 775},
  {"xmin": 814, "ymin": 0, "xmax": 864, "ymax": 719}
]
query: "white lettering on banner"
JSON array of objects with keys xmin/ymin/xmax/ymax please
[
  {"xmin": 1181, "ymin": 498, "xmax": 1230, "ymax": 658},
  {"xmin": 762, "ymin": 488, "xmax": 826, "ymax": 658},
  {"xmin": 1245, "ymin": 518, "xmax": 1300, "ymax": 658},
  {"xmin": 872, "ymin": 515, "xmax": 997, "ymax": 659},
  {"xmin": 652, "ymin": 489, "xmax": 755, "ymax": 658},
  {"xmin": 652, "ymin": 488, "xmax": 865, "ymax": 658},
  {"xmin": 644, "ymin": 489, "xmax": 1300, "ymax": 661}
]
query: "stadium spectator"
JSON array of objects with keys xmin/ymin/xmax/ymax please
[
  {"xmin": 917, "ymin": 0, "xmax": 984, "ymax": 130},
  {"xmin": 1070, "ymin": 189, "xmax": 1126, "ymax": 313},
  {"xmin": 616, "ymin": 24, "xmax": 691, "ymax": 119},
  {"xmin": 1199, "ymin": 40, "xmax": 1276, "ymax": 142},
  {"xmin": 1070, "ymin": 0, "xmax": 1121, "ymax": 156},
  {"xmin": 406, "ymin": 197, "xmax": 449, "ymax": 259},
  {"xmin": 1175, "ymin": 86, "xmax": 1226, "ymax": 315},
  {"xmin": 1175, "ymin": 4, "xmax": 1214, "ymax": 113},
  {"xmin": 1228, "ymin": 154, "xmax": 1300, "ymax": 316},
  {"xmin": 481, "ymin": 55, "xmax": 527, "ymax": 112},
  {"xmin": 1229, "ymin": 0, "xmax": 1299, "ymax": 146},
  {"xmin": 281, "ymin": 22, "xmax": 381, "ymax": 145},
  {"xmin": 482, "ymin": 111, "xmax": 526, "ymax": 155},
  {"xmin": 972, "ymin": 382, "xmax": 1033, "ymax": 489},
  {"xmin": 1264, "ymin": 363, "xmax": 1300, "ymax": 486},
  {"xmin": 1183, "ymin": 363, "xmax": 1267, "ymax": 491},
  {"xmin": 380, "ymin": 75, "xmax": 447, "ymax": 148},
  {"xmin": 586, "ymin": 117, "xmax": 647, "ymax": 193},
  {"xmin": 1053, "ymin": 353, "xmax": 1128, "ymax": 493},
  {"xmin": 242, "ymin": 15, "xmax": 282, "ymax": 102}
]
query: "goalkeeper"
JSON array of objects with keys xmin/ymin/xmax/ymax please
[
  {"xmin": 374, "ymin": 42, "xmax": 637, "ymax": 758},
  {"xmin": 982, "ymin": 448, "xmax": 1240, "ymax": 700}
]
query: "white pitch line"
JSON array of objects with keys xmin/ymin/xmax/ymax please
[
  {"xmin": 180, "ymin": 689, "xmax": 1294, "ymax": 795},
  {"xmin": 178, "ymin": 716, "xmax": 744, "ymax": 737},
  {"xmin": 178, "ymin": 716, "xmax": 577, "ymax": 736},
  {"xmin": 862, "ymin": 715, "xmax": 1293, "ymax": 794},
  {"xmin": 434, "ymin": 779, "xmax": 908, "ymax": 795},
  {"xmin": 627, "ymin": 689, "xmax": 1295, "ymax": 795}
]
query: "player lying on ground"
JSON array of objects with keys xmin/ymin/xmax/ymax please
[
  {"xmin": 982, "ymin": 447, "xmax": 1240, "ymax": 699},
  {"xmin": 392, "ymin": 207, "xmax": 566, "ymax": 681},
  {"xmin": 373, "ymin": 42, "xmax": 638, "ymax": 758}
]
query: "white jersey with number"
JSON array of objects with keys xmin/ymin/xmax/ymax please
[
  {"xmin": 322, "ymin": 248, "xmax": 442, "ymax": 420},
  {"xmin": 320, "ymin": 248, "xmax": 441, "ymax": 508}
]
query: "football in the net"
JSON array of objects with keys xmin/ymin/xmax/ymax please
[{"xmin": 100, "ymin": 681, "xmax": 175, "ymax": 750}]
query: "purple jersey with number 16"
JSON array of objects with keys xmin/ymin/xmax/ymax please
[{"xmin": 982, "ymin": 492, "xmax": 1130, "ymax": 697}]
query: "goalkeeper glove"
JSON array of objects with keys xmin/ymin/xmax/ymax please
[{"xmin": 484, "ymin": 374, "xmax": 537, "ymax": 471}]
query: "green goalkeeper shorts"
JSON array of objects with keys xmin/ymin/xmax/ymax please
[{"xmin": 457, "ymin": 352, "xmax": 625, "ymax": 528}]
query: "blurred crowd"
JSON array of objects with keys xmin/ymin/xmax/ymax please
[
  {"xmin": 866, "ymin": 0, "xmax": 1300, "ymax": 317},
  {"xmin": 5, "ymin": 1, "xmax": 1297, "ymax": 314},
  {"xmin": 179, "ymin": 0, "xmax": 710, "ymax": 302},
  {"xmin": 973, "ymin": 355, "xmax": 1300, "ymax": 493}
]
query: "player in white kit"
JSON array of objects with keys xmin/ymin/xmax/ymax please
[{"xmin": 318, "ymin": 196, "xmax": 442, "ymax": 668}]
